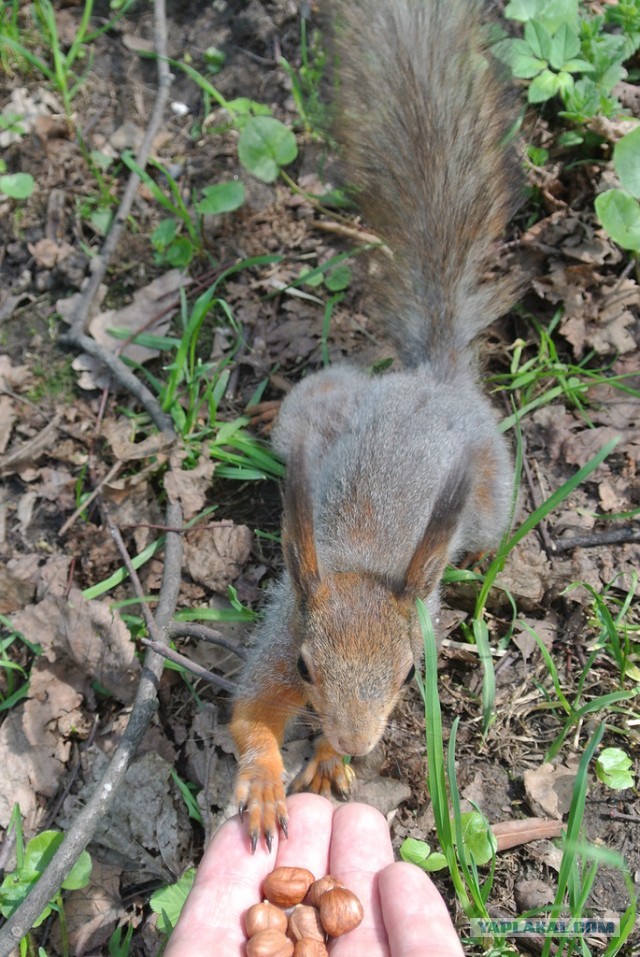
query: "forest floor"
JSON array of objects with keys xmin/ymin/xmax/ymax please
[{"xmin": 0, "ymin": 1, "xmax": 638, "ymax": 955}]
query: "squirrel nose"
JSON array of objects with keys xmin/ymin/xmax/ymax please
[{"xmin": 336, "ymin": 733, "xmax": 376, "ymax": 756}]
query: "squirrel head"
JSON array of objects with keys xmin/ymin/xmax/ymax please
[{"xmin": 282, "ymin": 446, "xmax": 470, "ymax": 757}]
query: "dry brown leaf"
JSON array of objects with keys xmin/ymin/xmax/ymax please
[
  {"xmin": 28, "ymin": 238, "xmax": 75, "ymax": 269},
  {"xmin": 512, "ymin": 615, "xmax": 557, "ymax": 663},
  {"xmin": 0, "ymin": 411, "xmax": 63, "ymax": 475},
  {"xmin": 56, "ymin": 589, "xmax": 140, "ymax": 705},
  {"xmin": 11, "ymin": 590, "xmax": 140, "ymax": 703},
  {"xmin": 164, "ymin": 450, "xmax": 216, "ymax": 519},
  {"xmin": 88, "ymin": 269, "xmax": 183, "ymax": 365},
  {"xmin": 0, "ymin": 355, "xmax": 31, "ymax": 391},
  {"xmin": 0, "ymin": 394, "xmax": 17, "ymax": 454},
  {"xmin": 65, "ymin": 750, "xmax": 191, "ymax": 882},
  {"xmin": 524, "ymin": 761, "xmax": 579, "ymax": 820},
  {"xmin": 0, "ymin": 564, "xmax": 36, "ymax": 614},
  {"xmin": 563, "ymin": 425, "xmax": 639, "ymax": 466},
  {"xmin": 183, "ymin": 522, "xmax": 253, "ymax": 591},
  {"xmin": 0, "ymin": 658, "xmax": 86, "ymax": 829},
  {"xmin": 101, "ymin": 418, "xmax": 175, "ymax": 462},
  {"xmin": 51, "ymin": 861, "xmax": 124, "ymax": 956}
]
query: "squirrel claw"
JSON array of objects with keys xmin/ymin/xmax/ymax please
[
  {"xmin": 278, "ymin": 815, "xmax": 289, "ymax": 839},
  {"xmin": 234, "ymin": 759, "xmax": 288, "ymax": 852},
  {"xmin": 291, "ymin": 743, "xmax": 356, "ymax": 799}
]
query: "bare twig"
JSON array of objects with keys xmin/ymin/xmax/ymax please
[
  {"xmin": 608, "ymin": 809, "xmax": 640, "ymax": 824},
  {"xmin": 167, "ymin": 621, "xmax": 247, "ymax": 659},
  {"xmin": 58, "ymin": 461, "xmax": 123, "ymax": 537},
  {"xmin": 58, "ymin": 330, "xmax": 174, "ymax": 433},
  {"xmin": 61, "ymin": 13, "xmax": 173, "ymax": 339},
  {"xmin": 521, "ymin": 450, "xmax": 556, "ymax": 559},
  {"xmin": 141, "ymin": 638, "xmax": 238, "ymax": 694},
  {"xmin": 104, "ymin": 506, "xmax": 160, "ymax": 638},
  {"xmin": 554, "ymin": 526, "xmax": 640, "ymax": 552}
]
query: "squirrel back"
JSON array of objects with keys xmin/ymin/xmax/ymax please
[
  {"xmin": 230, "ymin": 0, "xmax": 521, "ymax": 851},
  {"xmin": 334, "ymin": 0, "xmax": 521, "ymax": 372}
]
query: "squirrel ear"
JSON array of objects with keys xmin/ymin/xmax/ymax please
[
  {"xmin": 398, "ymin": 467, "xmax": 472, "ymax": 601},
  {"xmin": 282, "ymin": 444, "xmax": 320, "ymax": 599}
]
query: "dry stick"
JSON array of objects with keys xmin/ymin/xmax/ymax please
[
  {"xmin": 167, "ymin": 621, "xmax": 248, "ymax": 660},
  {"xmin": 58, "ymin": 460, "xmax": 123, "ymax": 537},
  {"xmin": 554, "ymin": 526, "xmax": 640, "ymax": 552},
  {"xmin": 141, "ymin": 638, "xmax": 238, "ymax": 694},
  {"xmin": 0, "ymin": 502, "xmax": 183, "ymax": 956},
  {"xmin": 60, "ymin": 331, "xmax": 175, "ymax": 434},
  {"xmin": 58, "ymin": 0, "xmax": 175, "ymax": 433},
  {"xmin": 521, "ymin": 449, "xmax": 556, "ymax": 559},
  {"xmin": 60, "ymin": 8, "xmax": 173, "ymax": 341}
]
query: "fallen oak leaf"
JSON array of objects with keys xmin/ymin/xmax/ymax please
[{"xmin": 0, "ymin": 411, "xmax": 63, "ymax": 475}]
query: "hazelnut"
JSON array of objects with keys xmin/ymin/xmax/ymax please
[
  {"xmin": 293, "ymin": 941, "xmax": 328, "ymax": 957},
  {"xmin": 245, "ymin": 928, "xmax": 294, "ymax": 957},
  {"xmin": 263, "ymin": 866, "xmax": 316, "ymax": 908},
  {"xmin": 319, "ymin": 886, "xmax": 364, "ymax": 937},
  {"xmin": 245, "ymin": 902, "xmax": 288, "ymax": 937},
  {"xmin": 306, "ymin": 874, "xmax": 344, "ymax": 909},
  {"xmin": 287, "ymin": 904, "xmax": 325, "ymax": 943}
]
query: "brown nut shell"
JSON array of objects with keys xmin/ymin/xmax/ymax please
[
  {"xmin": 293, "ymin": 941, "xmax": 328, "ymax": 957},
  {"xmin": 263, "ymin": 866, "xmax": 316, "ymax": 908},
  {"xmin": 287, "ymin": 904, "xmax": 325, "ymax": 943},
  {"xmin": 319, "ymin": 886, "xmax": 364, "ymax": 937},
  {"xmin": 245, "ymin": 901, "xmax": 288, "ymax": 937},
  {"xmin": 245, "ymin": 928, "xmax": 294, "ymax": 957},
  {"xmin": 306, "ymin": 874, "xmax": 344, "ymax": 909}
]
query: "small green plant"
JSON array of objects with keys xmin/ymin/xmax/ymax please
[
  {"xmin": 595, "ymin": 747, "xmax": 635, "ymax": 789},
  {"xmin": 401, "ymin": 810, "xmax": 496, "ymax": 873},
  {"xmin": 494, "ymin": 0, "xmax": 636, "ymax": 124},
  {"xmin": 0, "ymin": 813, "xmax": 92, "ymax": 953},
  {"xmin": 0, "ymin": 167, "xmax": 35, "ymax": 201},
  {"xmin": 279, "ymin": 19, "xmax": 329, "ymax": 136},
  {"xmin": 0, "ymin": 1, "xmax": 135, "ymax": 116},
  {"xmin": 149, "ymin": 868, "xmax": 196, "ymax": 938},
  {"xmin": 0, "ymin": 617, "xmax": 40, "ymax": 713},
  {"xmin": 595, "ymin": 126, "xmax": 640, "ymax": 254},
  {"xmin": 490, "ymin": 311, "xmax": 640, "ymax": 432},
  {"xmin": 413, "ymin": 609, "xmax": 636, "ymax": 955}
]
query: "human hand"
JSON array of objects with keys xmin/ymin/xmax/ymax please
[{"xmin": 165, "ymin": 793, "xmax": 463, "ymax": 957}]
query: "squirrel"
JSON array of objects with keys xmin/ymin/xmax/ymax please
[{"xmin": 230, "ymin": 0, "xmax": 522, "ymax": 852}]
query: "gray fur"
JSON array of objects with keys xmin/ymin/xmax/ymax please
[{"xmin": 232, "ymin": 0, "xmax": 519, "ymax": 773}]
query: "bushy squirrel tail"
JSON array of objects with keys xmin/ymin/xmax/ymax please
[{"xmin": 334, "ymin": 0, "xmax": 521, "ymax": 372}]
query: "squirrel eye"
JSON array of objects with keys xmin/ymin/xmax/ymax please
[
  {"xmin": 404, "ymin": 664, "xmax": 416, "ymax": 686},
  {"xmin": 297, "ymin": 655, "xmax": 312, "ymax": 683}
]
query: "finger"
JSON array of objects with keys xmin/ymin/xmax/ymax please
[
  {"xmin": 328, "ymin": 802, "xmax": 395, "ymax": 956},
  {"xmin": 379, "ymin": 862, "xmax": 464, "ymax": 957},
  {"xmin": 164, "ymin": 813, "xmax": 276, "ymax": 957},
  {"xmin": 275, "ymin": 792, "xmax": 334, "ymax": 879}
]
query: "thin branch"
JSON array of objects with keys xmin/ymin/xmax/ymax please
[
  {"xmin": 141, "ymin": 638, "xmax": 238, "ymax": 694},
  {"xmin": 58, "ymin": 331, "xmax": 174, "ymax": 434},
  {"xmin": 62, "ymin": 17, "xmax": 173, "ymax": 338},
  {"xmin": 554, "ymin": 526, "xmax": 640, "ymax": 552},
  {"xmin": 58, "ymin": 461, "xmax": 123, "ymax": 537},
  {"xmin": 167, "ymin": 621, "xmax": 247, "ymax": 659}
]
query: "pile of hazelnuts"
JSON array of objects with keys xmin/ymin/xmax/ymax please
[{"xmin": 244, "ymin": 865, "xmax": 364, "ymax": 956}]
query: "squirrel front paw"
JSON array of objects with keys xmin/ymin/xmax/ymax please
[
  {"xmin": 235, "ymin": 758, "xmax": 288, "ymax": 854},
  {"xmin": 291, "ymin": 737, "xmax": 356, "ymax": 799}
]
